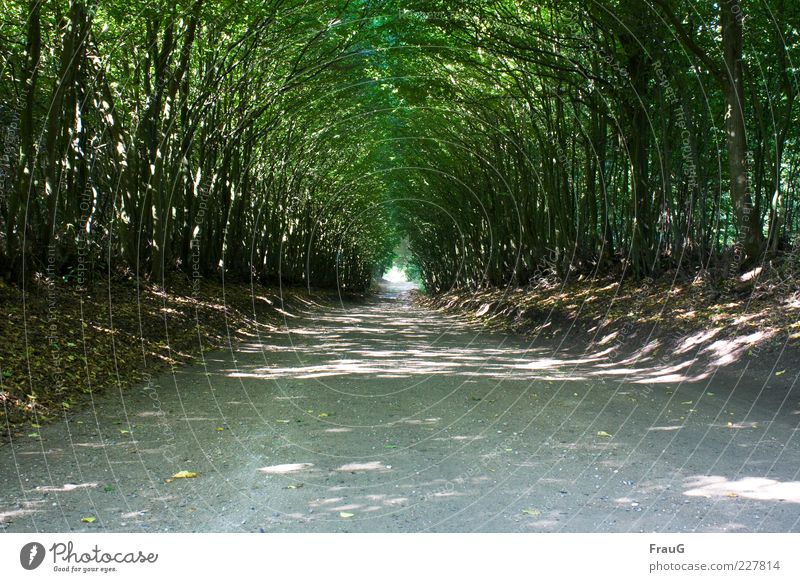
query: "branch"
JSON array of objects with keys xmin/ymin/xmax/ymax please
[{"xmin": 651, "ymin": 0, "xmax": 723, "ymax": 85}]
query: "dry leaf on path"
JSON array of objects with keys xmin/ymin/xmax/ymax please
[{"xmin": 171, "ymin": 470, "xmax": 198, "ymax": 479}]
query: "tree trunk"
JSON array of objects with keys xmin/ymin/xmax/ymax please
[
  {"xmin": 721, "ymin": 3, "xmax": 763, "ymax": 264},
  {"xmin": 7, "ymin": 0, "xmax": 41, "ymax": 282}
]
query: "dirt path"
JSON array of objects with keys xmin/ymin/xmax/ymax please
[{"xmin": 1, "ymin": 283, "xmax": 799, "ymax": 532}]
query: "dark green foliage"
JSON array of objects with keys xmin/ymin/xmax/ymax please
[{"xmin": 0, "ymin": 1, "xmax": 798, "ymax": 293}]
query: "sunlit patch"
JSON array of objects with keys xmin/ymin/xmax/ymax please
[
  {"xmin": 383, "ymin": 266, "xmax": 408, "ymax": 283},
  {"xmin": 684, "ymin": 476, "xmax": 800, "ymax": 503},
  {"xmin": 309, "ymin": 497, "xmax": 344, "ymax": 507},
  {"xmin": 336, "ymin": 461, "xmax": 387, "ymax": 472},
  {"xmin": 596, "ymin": 332, "xmax": 619, "ymax": 346},
  {"xmin": 392, "ymin": 417, "xmax": 440, "ymax": 426},
  {"xmin": 739, "ymin": 267, "xmax": 762, "ymax": 283},
  {"xmin": 258, "ymin": 462, "xmax": 314, "ymax": 474},
  {"xmin": 702, "ymin": 330, "xmax": 774, "ymax": 366},
  {"xmin": 432, "ymin": 490, "xmax": 465, "ymax": 498},
  {"xmin": 331, "ymin": 503, "xmax": 361, "ymax": 511},
  {"xmin": 0, "ymin": 501, "xmax": 45, "ymax": 523},
  {"xmin": 34, "ymin": 482, "xmax": 98, "ymax": 493},
  {"xmin": 720, "ymin": 421, "xmax": 763, "ymax": 429}
]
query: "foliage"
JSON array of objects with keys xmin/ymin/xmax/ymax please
[{"xmin": 0, "ymin": 1, "xmax": 798, "ymax": 294}]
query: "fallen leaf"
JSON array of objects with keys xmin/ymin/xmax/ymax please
[
  {"xmin": 171, "ymin": 470, "xmax": 198, "ymax": 479},
  {"xmin": 286, "ymin": 483, "xmax": 304, "ymax": 489},
  {"xmin": 215, "ymin": 427, "xmax": 225, "ymax": 431},
  {"xmin": 28, "ymin": 433, "xmax": 40, "ymax": 438},
  {"xmin": 681, "ymin": 401, "xmax": 693, "ymax": 405},
  {"xmin": 522, "ymin": 508, "xmax": 541, "ymax": 516},
  {"xmin": 339, "ymin": 512, "xmax": 354, "ymax": 518},
  {"xmin": 275, "ymin": 419, "xmax": 291, "ymax": 424},
  {"xmin": 119, "ymin": 429, "xmax": 130, "ymax": 434},
  {"xmin": 596, "ymin": 431, "xmax": 612, "ymax": 437},
  {"xmin": 81, "ymin": 516, "xmax": 96, "ymax": 523},
  {"xmin": 318, "ymin": 412, "xmax": 329, "ymax": 418},
  {"xmin": 775, "ymin": 370, "xmax": 786, "ymax": 376},
  {"xmin": 726, "ymin": 492, "xmax": 738, "ymax": 498}
]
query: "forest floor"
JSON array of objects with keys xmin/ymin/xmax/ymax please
[
  {"xmin": 0, "ymin": 275, "xmax": 337, "ymax": 437},
  {"xmin": 418, "ymin": 265, "xmax": 800, "ymax": 360},
  {"xmin": 0, "ymin": 278, "xmax": 798, "ymax": 532}
]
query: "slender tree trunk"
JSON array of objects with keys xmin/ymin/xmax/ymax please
[
  {"xmin": 8, "ymin": 0, "xmax": 41, "ymax": 282},
  {"xmin": 721, "ymin": 3, "xmax": 763, "ymax": 264}
]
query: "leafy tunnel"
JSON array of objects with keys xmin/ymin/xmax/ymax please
[
  {"xmin": 3, "ymin": 0, "xmax": 800, "ymax": 538},
  {"xmin": 1, "ymin": 0, "xmax": 799, "ymax": 293}
]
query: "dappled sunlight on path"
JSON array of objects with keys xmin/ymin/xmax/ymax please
[{"xmin": 0, "ymin": 283, "xmax": 798, "ymax": 533}]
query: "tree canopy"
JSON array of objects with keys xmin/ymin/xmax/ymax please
[{"xmin": 1, "ymin": 0, "xmax": 798, "ymax": 293}]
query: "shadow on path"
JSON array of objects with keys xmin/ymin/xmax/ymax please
[{"xmin": 1, "ymin": 283, "xmax": 798, "ymax": 532}]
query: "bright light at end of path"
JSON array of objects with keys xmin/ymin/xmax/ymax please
[{"xmin": 383, "ymin": 266, "xmax": 408, "ymax": 283}]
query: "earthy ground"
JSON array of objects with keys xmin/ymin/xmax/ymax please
[
  {"xmin": 0, "ymin": 274, "xmax": 332, "ymax": 433},
  {"xmin": 1, "ymin": 281, "xmax": 798, "ymax": 532}
]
